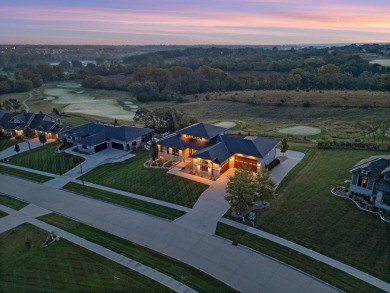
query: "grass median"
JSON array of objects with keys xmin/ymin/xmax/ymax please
[
  {"xmin": 39, "ymin": 213, "xmax": 238, "ymax": 293},
  {"xmin": 216, "ymin": 223, "xmax": 384, "ymax": 293},
  {"xmin": 0, "ymin": 165, "xmax": 53, "ymax": 183},
  {"xmin": 1, "ymin": 223, "xmax": 171, "ymax": 292},
  {"xmin": 0, "ymin": 193, "xmax": 28, "ymax": 210},
  {"xmin": 63, "ymin": 182, "xmax": 185, "ymax": 220}
]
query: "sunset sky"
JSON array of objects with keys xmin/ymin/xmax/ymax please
[{"xmin": 1, "ymin": 0, "xmax": 389, "ymax": 45}]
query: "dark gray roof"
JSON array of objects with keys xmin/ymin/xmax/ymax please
[
  {"xmin": 64, "ymin": 123, "xmax": 153, "ymax": 146},
  {"xmin": 76, "ymin": 132, "xmax": 107, "ymax": 146},
  {"xmin": 157, "ymin": 133, "xmax": 208, "ymax": 150},
  {"xmin": 176, "ymin": 123, "xmax": 226, "ymax": 140},
  {"xmin": 221, "ymin": 135, "xmax": 279, "ymax": 158},
  {"xmin": 50, "ymin": 124, "xmax": 68, "ymax": 134},
  {"xmin": 377, "ymin": 179, "xmax": 390, "ymax": 193},
  {"xmin": 0, "ymin": 112, "xmax": 34, "ymax": 130},
  {"xmin": 189, "ymin": 134, "xmax": 278, "ymax": 163},
  {"xmin": 191, "ymin": 142, "xmax": 231, "ymax": 164},
  {"xmin": 382, "ymin": 166, "xmax": 390, "ymax": 175},
  {"xmin": 351, "ymin": 156, "xmax": 390, "ymax": 179}
]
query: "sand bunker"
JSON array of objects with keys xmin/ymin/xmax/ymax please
[
  {"xmin": 213, "ymin": 121, "xmax": 236, "ymax": 129},
  {"xmin": 278, "ymin": 126, "xmax": 321, "ymax": 135},
  {"xmin": 43, "ymin": 96, "xmax": 55, "ymax": 101},
  {"xmin": 44, "ymin": 86, "xmax": 136, "ymax": 121}
]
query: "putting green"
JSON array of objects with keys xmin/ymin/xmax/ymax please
[{"xmin": 278, "ymin": 126, "xmax": 321, "ymax": 135}]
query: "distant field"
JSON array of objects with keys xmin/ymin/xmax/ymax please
[
  {"xmin": 173, "ymin": 99, "xmax": 389, "ymax": 139},
  {"xmin": 184, "ymin": 90, "xmax": 390, "ymax": 108}
]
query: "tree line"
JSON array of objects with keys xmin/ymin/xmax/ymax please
[{"xmin": 1, "ymin": 44, "xmax": 390, "ymax": 97}]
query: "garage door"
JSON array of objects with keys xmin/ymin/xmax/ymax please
[
  {"xmin": 234, "ymin": 156, "xmax": 257, "ymax": 172},
  {"xmin": 112, "ymin": 142, "xmax": 124, "ymax": 150},
  {"xmin": 219, "ymin": 159, "xmax": 229, "ymax": 175},
  {"xmin": 94, "ymin": 142, "xmax": 108, "ymax": 153}
]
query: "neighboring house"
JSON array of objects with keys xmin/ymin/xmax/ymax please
[
  {"xmin": 349, "ymin": 155, "xmax": 390, "ymax": 211},
  {"xmin": 0, "ymin": 109, "xmax": 68, "ymax": 139},
  {"xmin": 64, "ymin": 122, "xmax": 153, "ymax": 154},
  {"xmin": 157, "ymin": 123, "xmax": 279, "ymax": 179}
]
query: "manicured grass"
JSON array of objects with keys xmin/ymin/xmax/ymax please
[
  {"xmin": 216, "ymin": 223, "xmax": 384, "ymax": 293},
  {"xmin": 0, "ymin": 140, "xmax": 16, "ymax": 151},
  {"xmin": 0, "ymin": 193, "xmax": 28, "ymax": 210},
  {"xmin": 0, "ymin": 223, "xmax": 171, "ymax": 292},
  {"xmin": 63, "ymin": 182, "xmax": 185, "ymax": 220},
  {"xmin": 0, "ymin": 210, "xmax": 7, "ymax": 218},
  {"xmin": 226, "ymin": 148, "xmax": 390, "ymax": 283},
  {"xmin": 39, "ymin": 213, "xmax": 238, "ymax": 293},
  {"xmin": 82, "ymin": 151, "xmax": 209, "ymax": 207},
  {"xmin": 0, "ymin": 165, "xmax": 53, "ymax": 183},
  {"xmin": 1, "ymin": 142, "xmax": 84, "ymax": 175}
]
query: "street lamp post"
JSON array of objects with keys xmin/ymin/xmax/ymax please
[
  {"xmin": 72, "ymin": 157, "xmax": 85, "ymax": 191},
  {"xmin": 79, "ymin": 157, "xmax": 85, "ymax": 191}
]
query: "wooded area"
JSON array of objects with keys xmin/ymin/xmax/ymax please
[{"xmin": 1, "ymin": 44, "xmax": 389, "ymax": 98}]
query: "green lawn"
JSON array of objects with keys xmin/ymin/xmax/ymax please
[
  {"xmin": 82, "ymin": 151, "xmax": 209, "ymax": 207},
  {"xmin": 63, "ymin": 182, "xmax": 186, "ymax": 220},
  {"xmin": 0, "ymin": 140, "xmax": 16, "ymax": 151},
  {"xmin": 0, "ymin": 210, "xmax": 7, "ymax": 218},
  {"xmin": 0, "ymin": 193, "xmax": 28, "ymax": 210},
  {"xmin": 0, "ymin": 165, "xmax": 53, "ymax": 182},
  {"xmin": 226, "ymin": 148, "xmax": 390, "ymax": 283},
  {"xmin": 0, "ymin": 223, "xmax": 171, "ymax": 292},
  {"xmin": 39, "ymin": 213, "xmax": 238, "ymax": 293},
  {"xmin": 216, "ymin": 223, "xmax": 384, "ymax": 293},
  {"xmin": 1, "ymin": 142, "xmax": 84, "ymax": 175}
]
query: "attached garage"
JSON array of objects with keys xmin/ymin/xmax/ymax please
[
  {"xmin": 94, "ymin": 142, "xmax": 108, "ymax": 153},
  {"xmin": 112, "ymin": 142, "xmax": 124, "ymax": 150},
  {"xmin": 234, "ymin": 156, "xmax": 257, "ymax": 172},
  {"xmin": 219, "ymin": 159, "xmax": 229, "ymax": 175}
]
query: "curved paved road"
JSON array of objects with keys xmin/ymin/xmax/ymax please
[
  {"xmin": 0, "ymin": 174, "xmax": 338, "ymax": 293},
  {"xmin": 22, "ymin": 90, "xmax": 34, "ymax": 112}
]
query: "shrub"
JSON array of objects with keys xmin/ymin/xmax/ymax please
[{"xmin": 302, "ymin": 101, "xmax": 311, "ymax": 107}]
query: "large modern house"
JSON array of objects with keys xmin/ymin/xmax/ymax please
[
  {"xmin": 349, "ymin": 155, "xmax": 390, "ymax": 211},
  {"xmin": 157, "ymin": 123, "xmax": 279, "ymax": 179},
  {"xmin": 64, "ymin": 122, "xmax": 153, "ymax": 154},
  {"xmin": 0, "ymin": 109, "xmax": 68, "ymax": 139}
]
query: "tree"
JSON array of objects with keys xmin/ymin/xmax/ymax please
[
  {"xmin": 14, "ymin": 143, "xmax": 20, "ymax": 153},
  {"xmin": 150, "ymin": 140, "xmax": 158, "ymax": 160},
  {"xmin": 280, "ymin": 138, "xmax": 289, "ymax": 156},
  {"xmin": 254, "ymin": 169, "xmax": 277, "ymax": 201},
  {"xmin": 2, "ymin": 100, "xmax": 12, "ymax": 111},
  {"xmin": 225, "ymin": 168, "xmax": 255, "ymax": 213},
  {"xmin": 9, "ymin": 98, "xmax": 21, "ymax": 112},
  {"xmin": 39, "ymin": 132, "xmax": 47, "ymax": 145}
]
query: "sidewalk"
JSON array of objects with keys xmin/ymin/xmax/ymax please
[
  {"xmin": 0, "ymin": 203, "xmax": 196, "ymax": 293},
  {"xmin": 220, "ymin": 218, "xmax": 390, "ymax": 293},
  {"xmin": 0, "ymin": 174, "xmax": 339, "ymax": 293}
]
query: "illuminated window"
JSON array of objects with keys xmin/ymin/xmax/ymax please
[
  {"xmin": 172, "ymin": 148, "xmax": 179, "ymax": 156},
  {"xmin": 357, "ymin": 175, "xmax": 369, "ymax": 188},
  {"xmin": 200, "ymin": 160, "xmax": 208, "ymax": 172}
]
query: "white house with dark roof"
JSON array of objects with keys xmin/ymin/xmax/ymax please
[
  {"xmin": 157, "ymin": 123, "xmax": 279, "ymax": 179},
  {"xmin": 63, "ymin": 122, "xmax": 153, "ymax": 154},
  {"xmin": 349, "ymin": 155, "xmax": 390, "ymax": 211}
]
